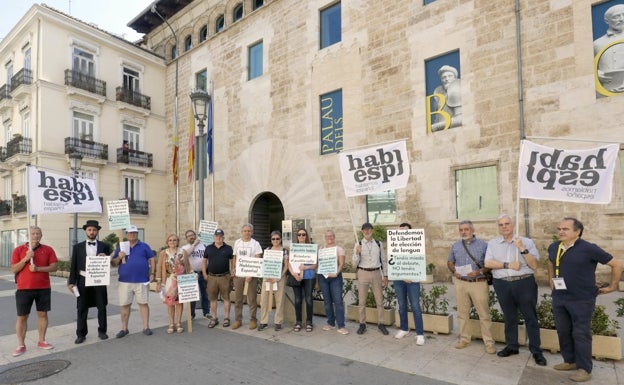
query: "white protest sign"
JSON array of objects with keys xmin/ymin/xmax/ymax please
[
  {"xmin": 289, "ymin": 243, "xmax": 318, "ymax": 265},
  {"xmin": 317, "ymin": 247, "xmax": 337, "ymax": 275},
  {"xmin": 85, "ymin": 255, "xmax": 110, "ymax": 286},
  {"xmin": 106, "ymin": 200, "xmax": 130, "ymax": 230},
  {"xmin": 262, "ymin": 250, "xmax": 283, "ymax": 279},
  {"xmin": 386, "ymin": 228, "xmax": 427, "ymax": 281},
  {"xmin": 177, "ymin": 273, "xmax": 200, "ymax": 303},
  {"xmin": 235, "ymin": 256, "xmax": 263, "ymax": 277},
  {"xmin": 198, "ymin": 220, "xmax": 218, "ymax": 245}
]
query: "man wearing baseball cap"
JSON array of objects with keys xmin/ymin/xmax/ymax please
[
  {"xmin": 203, "ymin": 229, "xmax": 233, "ymax": 328},
  {"xmin": 111, "ymin": 225, "xmax": 155, "ymax": 337}
]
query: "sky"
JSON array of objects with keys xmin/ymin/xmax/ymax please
[{"xmin": 0, "ymin": 0, "xmax": 154, "ymax": 42}]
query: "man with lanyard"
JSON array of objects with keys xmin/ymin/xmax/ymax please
[
  {"xmin": 67, "ymin": 220, "xmax": 111, "ymax": 344},
  {"xmin": 447, "ymin": 220, "xmax": 496, "ymax": 354},
  {"xmin": 183, "ymin": 229, "xmax": 210, "ymax": 320},
  {"xmin": 353, "ymin": 222, "xmax": 389, "ymax": 336},
  {"xmin": 484, "ymin": 214, "xmax": 546, "ymax": 366},
  {"xmin": 203, "ymin": 228, "xmax": 234, "ymax": 328},
  {"xmin": 547, "ymin": 217, "xmax": 621, "ymax": 383},
  {"xmin": 231, "ymin": 223, "xmax": 263, "ymax": 330}
]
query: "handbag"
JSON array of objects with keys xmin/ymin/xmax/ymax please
[
  {"xmin": 461, "ymin": 240, "xmax": 493, "ymax": 285},
  {"xmin": 285, "ymin": 271, "xmax": 301, "ymax": 287}
]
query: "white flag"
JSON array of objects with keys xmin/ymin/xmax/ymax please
[
  {"xmin": 27, "ymin": 166, "xmax": 102, "ymax": 214},
  {"xmin": 339, "ymin": 141, "xmax": 410, "ymax": 197},
  {"xmin": 518, "ymin": 140, "xmax": 619, "ymax": 204}
]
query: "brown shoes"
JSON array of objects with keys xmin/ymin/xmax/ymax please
[
  {"xmin": 569, "ymin": 369, "xmax": 591, "ymax": 382},
  {"xmin": 455, "ymin": 340, "xmax": 470, "ymax": 349},
  {"xmin": 485, "ymin": 342, "xmax": 497, "ymax": 354},
  {"xmin": 249, "ymin": 320, "xmax": 257, "ymax": 330},
  {"xmin": 554, "ymin": 362, "xmax": 577, "ymax": 371},
  {"xmin": 231, "ymin": 321, "xmax": 242, "ymax": 330}
]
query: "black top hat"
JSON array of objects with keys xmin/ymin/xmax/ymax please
[{"xmin": 82, "ymin": 220, "xmax": 101, "ymax": 230}]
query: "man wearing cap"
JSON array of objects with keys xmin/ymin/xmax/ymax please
[
  {"xmin": 203, "ymin": 229, "xmax": 233, "ymax": 328},
  {"xmin": 111, "ymin": 225, "xmax": 155, "ymax": 337},
  {"xmin": 68, "ymin": 220, "xmax": 111, "ymax": 344},
  {"xmin": 232, "ymin": 223, "xmax": 263, "ymax": 330},
  {"xmin": 353, "ymin": 222, "xmax": 389, "ymax": 335},
  {"xmin": 183, "ymin": 229, "xmax": 210, "ymax": 320}
]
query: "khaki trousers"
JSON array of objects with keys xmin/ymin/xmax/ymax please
[
  {"xmin": 453, "ymin": 276, "xmax": 494, "ymax": 344},
  {"xmin": 259, "ymin": 277, "xmax": 286, "ymax": 325},
  {"xmin": 356, "ymin": 269, "xmax": 384, "ymax": 324},
  {"xmin": 233, "ymin": 276, "xmax": 258, "ymax": 322}
]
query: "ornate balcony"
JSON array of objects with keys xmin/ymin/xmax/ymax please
[
  {"xmin": 0, "ymin": 199, "xmax": 11, "ymax": 217},
  {"xmin": 0, "ymin": 84, "xmax": 11, "ymax": 102},
  {"xmin": 64, "ymin": 69, "xmax": 106, "ymax": 97},
  {"xmin": 10, "ymin": 69, "xmax": 32, "ymax": 91},
  {"xmin": 0, "ymin": 146, "xmax": 6, "ymax": 162},
  {"xmin": 13, "ymin": 195, "xmax": 27, "ymax": 214},
  {"xmin": 116, "ymin": 147, "xmax": 153, "ymax": 168},
  {"xmin": 128, "ymin": 199, "xmax": 149, "ymax": 215},
  {"xmin": 5, "ymin": 136, "xmax": 32, "ymax": 159},
  {"xmin": 116, "ymin": 87, "xmax": 151, "ymax": 110},
  {"xmin": 64, "ymin": 137, "xmax": 109, "ymax": 160}
]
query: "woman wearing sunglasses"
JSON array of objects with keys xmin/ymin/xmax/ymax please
[
  {"xmin": 258, "ymin": 231, "xmax": 288, "ymax": 331},
  {"xmin": 288, "ymin": 228, "xmax": 317, "ymax": 332}
]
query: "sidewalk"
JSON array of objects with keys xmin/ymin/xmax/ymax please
[{"xmin": 1, "ymin": 271, "xmax": 623, "ymax": 385}]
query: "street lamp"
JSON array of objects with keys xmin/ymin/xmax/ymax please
[
  {"xmin": 69, "ymin": 152, "xmax": 83, "ymax": 247},
  {"xmin": 190, "ymin": 89, "xmax": 210, "ymax": 221}
]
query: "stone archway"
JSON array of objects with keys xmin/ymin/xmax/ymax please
[{"xmin": 250, "ymin": 191, "xmax": 284, "ymax": 249}]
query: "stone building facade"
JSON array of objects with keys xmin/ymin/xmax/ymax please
[{"xmin": 130, "ymin": 0, "xmax": 623, "ymax": 279}]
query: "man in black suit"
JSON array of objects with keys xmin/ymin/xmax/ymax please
[{"xmin": 67, "ymin": 220, "xmax": 111, "ymax": 344}]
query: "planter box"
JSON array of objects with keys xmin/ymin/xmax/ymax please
[
  {"xmin": 420, "ymin": 274, "xmax": 434, "ymax": 284},
  {"xmin": 539, "ymin": 329, "xmax": 622, "ymax": 360},
  {"xmin": 619, "ymin": 281, "xmax": 624, "ymax": 292},
  {"xmin": 393, "ymin": 310, "xmax": 453, "ymax": 334},
  {"xmin": 343, "ymin": 272, "xmax": 357, "ymax": 280},
  {"xmin": 347, "ymin": 304, "xmax": 395, "ymax": 326},
  {"xmin": 465, "ymin": 319, "xmax": 527, "ymax": 345},
  {"xmin": 313, "ymin": 300, "xmax": 326, "ymax": 316}
]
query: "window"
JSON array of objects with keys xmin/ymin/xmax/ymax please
[
  {"xmin": 184, "ymin": 35, "xmax": 192, "ymax": 51},
  {"xmin": 233, "ymin": 4, "xmax": 244, "ymax": 22},
  {"xmin": 6, "ymin": 62, "xmax": 13, "ymax": 88},
  {"xmin": 199, "ymin": 25, "xmax": 208, "ymax": 42},
  {"xmin": 320, "ymin": 2, "xmax": 341, "ymax": 49},
  {"xmin": 72, "ymin": 48, "xmax": 94, "ymax": 76},
  {"xmin": 455, "ymin": 165, "xmax": 499, "ymax": 219},
  {"xmin": 4, "ymin": 122, "xmax": 12, "ymax": 144},
  {"xmin": 3, "ymin": 175, "xmax": 11, "ymax": 199},
  {"xmin": 1, "ymin": 231, "xmax": 14, "ymax": 266},
  {"xmin": 24, "ymin": 48, "xmax": 31, "ymax": 72},
  {"xmin": 123, "ymin": 174, "xmax": 144, "ymax": 201},
  {"xmin": 216, "ymin": 15, "xmax": 225, "ymax": 33},
  {"xmin": 18, "ymin": 169, "xmax": 26, "ymax": 198},
  {"xmin": 253, "ymin": 0, "xmax": 264, "ymax": 11},
  {"xmin": 248, "ymin": 41, "xmax": 263, "ymax": 80},
  {"xmin": 319, "ymin": 89, "xmax": 343, "ymax": 155},
  {"xmin": 367, "ymin": 191, "xmax": 396, "ymax": 223},
  {"xmin": 21, "ymin": 111, "xmax": 29, "ymax": 138},
  {"xmin": 123, "ymin": 124, "xmax": 141, "ymax": 150},
  {"xmin": 73, "ymin": 111, "xmax": 94, "ymax": 140},
  {"xmin": 196, "ymin": 69, "xmax": 207, "ymax": 91},
  {"xmin": 123, "ymin": 67, "xmax": 140, "ymax": 93},
  {"xmin": 171, "ymin": 45, "xmax": 177, "ymax": 60}
]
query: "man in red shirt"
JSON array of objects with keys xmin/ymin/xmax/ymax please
[{"xmin": 10, "ymin": 226, "xmax": 58, "ymax": 357}]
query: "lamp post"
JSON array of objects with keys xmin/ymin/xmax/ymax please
[
  {"xmin": 69, "ymin": 152, "xmax": 83, "ymax": 247},
  {"xmin": 190, "ymin": 89, "xmax": 210, "ymax": 221}
]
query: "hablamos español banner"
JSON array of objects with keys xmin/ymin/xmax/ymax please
[
  {"xmin": 338, "ymin": 141, "xmax": 410, "ymax": 197},
  {"xmin": 518, "ymin": 140, "xmax": 619, "ymax": 204},
  {"xmin": 27, "ymin": 166, "xmax": 102, "ymax": 214}
]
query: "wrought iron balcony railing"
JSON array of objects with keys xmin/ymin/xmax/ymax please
[
  {"xmin": 10, "ymin": 68, "xmax": 33, "ymax": 92},
  {"xmin": 116, "ymin": 147, "xmax": 153, "ymax": 168},
  {"xmin": 64, "ymin": 137, "xmax": 109, "ymax": 160},
  {"xmin": 5, "ymin": 136, "xmax": 32, "ymax": 159},
  {"xmin": 64, "ymin": 69, "xmax": 106, "ymax": 97},
  {"xmin": 13, "ymin": 195, "xmax": 27, "ymax": 214},
  {"xmin": 128, "ymin": 199, "xmax": 149, "ymax": 215},
  {"xmin": 0, "ymin": 199, "xmax": 11, "ymax": 217},
  {"xmin": 0, "ymin": 84, "xmax": 11, "ymax": 102},
  {"xmin": 116, "ymin": 87, "xmax": 151, "ymax": 110}
]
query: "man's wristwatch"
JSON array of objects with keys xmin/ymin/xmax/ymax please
[{"xmin": 520, "ymin": 249, "xmax": 529, "ymax": 254}]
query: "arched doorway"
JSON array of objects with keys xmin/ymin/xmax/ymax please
[{"xmin": 250, "ymin": 192, "xmax": 284, "ymax": 249}]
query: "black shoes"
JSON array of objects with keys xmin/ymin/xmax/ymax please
[
  {"xmin": 357, "ymin": 323, "xmax": 367, "ymax": 335},
  {"xmin": 533, "ymin": 353, "xmax": 547, "ymax": 366},
  {"xmin": 74, "ymin": 336, "xmax": 86, "ymax": 344},
  {"xmin": 257, "ymin": 323, "xmax": 268, "ymax": 331},
  {"xmin": 378, "ymin": 324, "xmax": 389, "ymax": 335},
  {"xmin": 115, "ymin": 330, "xmax": 129, "ymax": 339},
  {"xmin": 98, "ymin": 332, "xmax": 108, "ymax": 340},
  {"xmin": 497, "ymin": 346, "xmax": 520, "ymax": 357}
]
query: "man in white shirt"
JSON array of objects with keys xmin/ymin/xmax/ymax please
[
  {"xmin": 183, "ymin": 230, "xmax": 209, "ymax": 320},
  {"xmin": 231, "ymin": 223, "xmax": 263, "ymax": 330}
]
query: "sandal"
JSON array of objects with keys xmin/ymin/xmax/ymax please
[
  {"xmin": 208, "ymin": 318, "xmax": 219, "ymax": 328},
  {"xmin": 167, "ymin": 324, "xmax": 174, "ymax": 334},
  {"xmin": 294, "ymin": 323, "xmax": 302, "ymax": 332},
  {"xmin": 176, "ymin": 323, "xmax": 184, "ymax": 333},
  {"xmin": 222, "ymin": 318, "xmax": 230, "ymax": 327},
  {"xmin": 306, "ymin": 324, "xmax": 313, "ymax": 332}
]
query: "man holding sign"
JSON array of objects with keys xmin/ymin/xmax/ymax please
[
  {"xmin": 67, "ymin": 220, "xmax": 111, "ymax": 344},
  {"xmin": 232, "ymin": 224, "xmax": 263, "ymax": 330}
]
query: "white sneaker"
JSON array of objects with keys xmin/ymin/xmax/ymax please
[
  {"xmin": 394, "ymin": 330, "xmax": 410, "ymax": 339},
  {"xmin": 416, "ymin": 335, "xmax": 425, "ymax": 345}
]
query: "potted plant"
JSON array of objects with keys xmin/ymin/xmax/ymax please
[
  {"xmin": 536, "ymin": 293, "xmax": 559, "ymax": 352},
  {"xmin": 419, "ymin": 284, "xmax": 453, "ymax": 334},
  {"xmin": 346, "ymin": 282, "xmax": 396, "ymax": 326},
  {"xmin": 465, "ymin": 289, "xmax": 527, "ymax": 345}
]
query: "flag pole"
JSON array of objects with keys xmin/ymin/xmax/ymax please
[{"xmin": 209, "ymin": 80, "xmax": 215, "ymax": 220}]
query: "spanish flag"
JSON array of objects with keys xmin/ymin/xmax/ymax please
[{"xmin": 188, "ymin": 106, "xmax": 195, "ymax": 182}]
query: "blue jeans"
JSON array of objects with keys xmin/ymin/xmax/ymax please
[
  {"xmin": 292, "ymin": 278, "xmax": 314, "ymax": 324},
  {"xmin": 394, "ymin": 280, "xmax": 424, "ymax": 334},
  {"xmin": 191, "ymin": 271, "xmax": 210, "ymax": 317},
  {"xmin": 318, "ymin": 274, "xmax": 345, "ymax": 328}
]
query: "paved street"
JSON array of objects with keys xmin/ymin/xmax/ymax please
[{"xmin": 1, "ymin": 270, "xmax": 623, "ymax": 385}]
